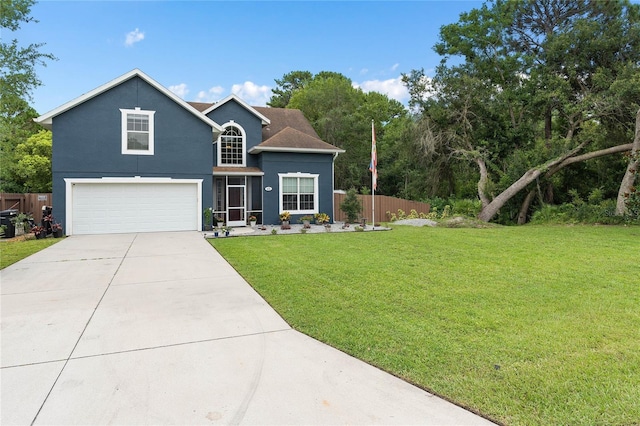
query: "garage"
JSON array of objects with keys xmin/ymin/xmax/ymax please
[{"xmin": 66, "ymin": 178, "xmax": 202, "ymax": 235}]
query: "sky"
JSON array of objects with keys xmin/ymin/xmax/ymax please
[{"xmin": 14, "ymin": 0, "xmax": 484, "ymax": 115}]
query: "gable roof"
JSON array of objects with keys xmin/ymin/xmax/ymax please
[
  {"xmin": 248, "ymin": 126, "xmax": 344, "ymax": 154},
  {"xmin": 200, "ymin": 94, "xmax": 270, "ymax": 126},
  {"xmin": 253, "ymin": 107, "xmax": 319, "ymax": 140},
  {"xmin": 251, "ymin": 107, "xmax": 343, "ymax": 154},
  {"xmin": 35, "ymin": 69, "xmax": 223, "ymax": 136},
  {"xmin": 188, "ymin": 102, "xmax": 343, "ymax": 154}
]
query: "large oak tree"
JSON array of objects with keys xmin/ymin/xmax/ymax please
[{"xmin": 404, "ymin": 0, "xmax": 640, "ymax": 222}]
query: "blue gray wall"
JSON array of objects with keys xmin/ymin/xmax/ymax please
[
  {"xmin": 51, "ymin": 76, "xmax": 214, "ymax": 228},
  {"xmin": 259, "ymin": 151, "xmax": 335, "ymax": 225},
  {"xmin": 206, "ymin": 100, "xmax": 263, "ymax": 168}
]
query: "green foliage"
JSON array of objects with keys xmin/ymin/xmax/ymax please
[
  {"xmin": 276, "ymin": 70, "xmax": 407, "ymax": 192},
  {"xmin": 339, "ymin": 188, "xmax": 362, "ymax": 223},
  {"xmin": 530, "ymin": 190, "xmax": 630, "ymax": 225},
  {"xmin": 1, "ymin": 1, "xmax": 55, "ymax": 192},
  {"xmin": 0, "ymin": 98, "xmax": 41, "ymax": 192},
  {"xmin": 203, "ymin": 207, "xmax": 212, "ymax": 227},
  {"xmin": 8, "ymin": 129, "xmax": 52, "ymax": 192},
  {"xmin": 450, "ymin": 198, "xmax": 482, "ymax": 217},
  {"xmin": 212, "ymin": 226, "xmax": 640, "ymax": 425},
  {"xmin": 403, "ymin": 0, "xmax": 640, "ymax": 223},
  {"xmin": 267, "ymin": 70, "xmax": 313, "ymax": 108},
  {"xmin": 1, "ymin": 0, "xmax": 57, "ymax": 110}
]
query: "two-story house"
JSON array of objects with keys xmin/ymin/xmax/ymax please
[{"xmin": 35, "ymin": 69, "xmax": 344, "ymax": 235}]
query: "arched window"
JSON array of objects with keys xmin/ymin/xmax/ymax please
[{"xmin": 219, "ymin": 123, "xmax": 245, "ymax": 166}]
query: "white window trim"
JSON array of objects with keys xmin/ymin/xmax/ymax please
[
  {"xmin": 217, "ymin": 121, "xmax": 246, "ymax": 167},
  {"xmin": 278, "ymin": 172, "xmax": 319, "ymax": 215},
  {"xmin": 120, "ymin": 108, "xmax": 155, "ymax": 155}
]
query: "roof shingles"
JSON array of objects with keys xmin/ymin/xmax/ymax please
[{"xmin": 186, "ymin": 102, "xmax": 341, "ymax": 152}]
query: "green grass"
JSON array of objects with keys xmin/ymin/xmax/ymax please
[
  {"xmin": 0, "ymin": 237, "xmax": 61, "ymax": 269},
  {"xmin": 210, "ymin": 225, "xmax": 640, "ymax": 425}
]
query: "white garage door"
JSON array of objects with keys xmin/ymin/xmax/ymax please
[{"xmin": 70, "ymin": 181, "xmax": 199, "ymax": 235}]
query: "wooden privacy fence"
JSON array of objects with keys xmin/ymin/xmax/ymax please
[
  {"xmin": 334, "ymin": 193, "xmax": 430, "ymax": 224},
  {"xmin": 0, "ymin": 193, "xmax": 53, "ymax": 224}
]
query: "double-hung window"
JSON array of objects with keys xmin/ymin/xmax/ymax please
[
  {"xmin": 279, "ymin": 173, "xmax": 318, "ymax": 214},
  {"xmin": 121, "ymin": 108, "xmax": 155, "ymax": 155}
]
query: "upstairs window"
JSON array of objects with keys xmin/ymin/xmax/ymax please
[
  {"xmin": 121, "ymin": 108, "xmax": 155, "ymax": 155},
  {"xmin": 219, "ymin": 122, "xmax": 245, "ymax": 166}
]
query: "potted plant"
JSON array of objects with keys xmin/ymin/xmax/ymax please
[
  {"xmin": 203, "ymin": 207, "xmax": 213, "ymax": 231},
  {"xmin": 299, "ymin": 215, "xmax": 313, "ymax": 228},
  {"xmin": 51, "ymin": 222, "xmax": 64, "ymax": 238},
  {"xmin": 314, "ymin": 212, "xmax": 330, "ymax": 225},
  {"xmin": 279, "ymin": 211, "xmax": 291, "ymax": 223},
  {"xmin": 223, "ymin": 226, "xmax": 232, "ymax": 237},
  {"xmin": 10, "ymin": 213, "xmax": 32, "ymax": 236},
  {"xmin": 280, "ymin": 211, "xmax": 291, "ymax": 229},
  {"xmin": 31, "ymin": 225, "xmax": 47, "ymax": 239},
  {"xmin": 248, "ymin": 215, "xmax": 257, "ymax": 227}
]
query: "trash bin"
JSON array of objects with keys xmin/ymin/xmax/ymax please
[{"xmin": 0, "ymin": 209, "xmax": 18, "ymax": 238}]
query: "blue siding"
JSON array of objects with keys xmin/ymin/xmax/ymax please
[
  {"xmin": 51, "ymin": 76, "xmax": 214, "ymax": 228},
  {"xmin": 206, "ymin": 100, "xmax": 263, "ymax": 169},
  {"xmin": 259, "ymin": 152, "xmax": 335, "ymax": 225}
]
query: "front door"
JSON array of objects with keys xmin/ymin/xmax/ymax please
[{"xmin": 227, "ymin": 177, "xmax": 246, "ymax": 226}]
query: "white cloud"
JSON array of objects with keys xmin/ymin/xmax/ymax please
[
  {"xmin": 360, "ymin": 68, "xmax": 369, "ymax": 75},
  {"xmin": 125, "ymin": 28, "xmax": 144, "ymax": 47},
  {"xmin": 196, "ymin": 86, "xmax": 225, "ymax": 103},
  {"xmin": 168, "ymin": 83, "xmax": 189, "ymax": 98},
  {"xmin": 231, "ymin": 81, "xmax": 271, "ymax": 106},
  {"xmin": 354, "ymin": 77, "xmax": 409, "ymax": 104},
  {"xmin": 391, "ymin": 63, "xmax": 400, "ymax": 72}
]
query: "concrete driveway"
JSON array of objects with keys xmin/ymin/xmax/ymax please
[{"xmin": 1, "ymin": 232, "xmax": 495, "ymax": 425}]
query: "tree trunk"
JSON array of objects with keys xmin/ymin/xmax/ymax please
[
  {"xmin": 476, "ymin": 158, "xmax": 491, "ymax": 209},
  {"xmin": 478, "ymin": 142, "xmax": 588, "ymax": 222},
  {"xmin": 515, "ymin": 142, "xmax": 634, "ymax": 223},
  {"xmin": 517, "ymin": 190, "xmax": 536, "ymax": 224},
  {"xmin": 616, "ymin": 108, "xmax": 640, "ymax": 215}
]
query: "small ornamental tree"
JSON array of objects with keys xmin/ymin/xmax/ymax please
[{"xmin": 340, "ymin": 188, "xmax": 362, "ymax": 223}]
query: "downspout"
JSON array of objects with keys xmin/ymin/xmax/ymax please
[{"xmin": 332, "ymin": 152, "xmax": 339, "ymax": 221}]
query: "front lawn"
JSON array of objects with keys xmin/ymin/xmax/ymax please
[
  {"xmin": 210, "ymin": 225, "xmax": 639, "ymax": 426},
  {"xmin": 0, "ymin": 237, "xmax": 61, "ymax": 269}
]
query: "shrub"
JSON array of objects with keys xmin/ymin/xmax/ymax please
[
  {"xmin": 451, "ymin": 198, "xmax": 482, "ymax": 217},
  {"xmin": 340, "ymin": 188, "xmax": 362, "ymax": 223},
  {"xmin": 530, "ymin": 191, "xmax": 627, "ymax": 225}
]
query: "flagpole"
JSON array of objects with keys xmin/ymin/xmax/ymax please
[{"xmin": 371, "ymin": 119, "xmax": 376, "ymax": 229}]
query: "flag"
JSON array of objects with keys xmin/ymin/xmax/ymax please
[{"xmin": 369, "ymin": 120, "xmax": 377, "ymax": 190}]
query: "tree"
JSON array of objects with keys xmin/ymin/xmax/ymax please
[
  {"xmin": 0, "ymin": 98, "xmax": 40, "ymax": 191},
  {"xmin": 616, "ymin": 108, "xmax": 640, "ymax": 215},
  {"xmin": 1, "ymin": 0, "xmax": 55, "ymax": 191},
  {"xmin": 405, "ymin": 0, "xmax": 640, "ymax": 222},
  {"xmin": 284, "ymin": 71, "xmax": 407, "ymax": 192},
  {"xmin": 8, "ymin": 129, "xmax": 52, "ymax": 192},
  {"xmin": 340, "ymin": 188, "xmax": 362, "ymax": 223},
  {"xmin": 1, "ymin": 0, "xmax": 56, "ymax": 114},
  {"xmin": 267, "ymin": 71, "xmax": 313, "ymax": 108}
]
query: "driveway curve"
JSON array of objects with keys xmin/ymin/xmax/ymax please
[{"xmin": 1, "ymin": 232, "xmax": 495, "ymax": 425}]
